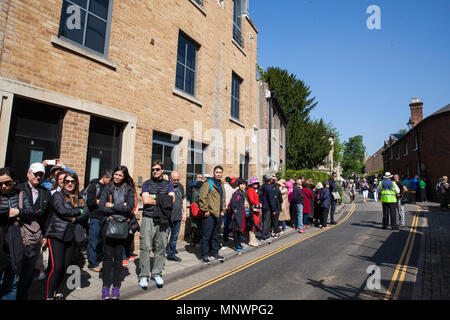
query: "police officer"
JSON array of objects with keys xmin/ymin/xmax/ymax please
[{"xmin": 377, "ymin": 172, "xmax": 400, "ymax": 230}]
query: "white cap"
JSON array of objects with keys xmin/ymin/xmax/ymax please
[{"xmin": 28, "ymin": 163, "xmax": 45, "ymax": 174}]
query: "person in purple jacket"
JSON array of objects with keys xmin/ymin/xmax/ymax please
[{"xmin": 319, "ymin": 181, "xmax": 332, "ymax": 229}]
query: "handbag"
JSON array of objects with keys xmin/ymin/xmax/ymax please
[
  {"xmin": 105, "ymin": 215, "xmax": 129, "ymax": 240},
  {"xmin": 331, "ymin": 191, "xmax": 341, "ymax": 200},
  {"xmin": 190, "ymin": 202, "xmax": 205, "ymax": 218}
]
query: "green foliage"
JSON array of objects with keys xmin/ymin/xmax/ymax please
[
  {"xmin": 264, "ymin": 66, "xmax": 332, "ymax": 169},
  {"xmin": 398, "ymin": 129, "xmax": 408, "ymax": 134},
  {"xmin": 276, "ymin": 169, "xmax": 331, "ymax": 186},
  {"xmin": 342, "ymin": 135, "xmax": 366, "ymax": 176}
]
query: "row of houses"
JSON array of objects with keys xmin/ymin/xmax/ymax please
[
  {"xmin": 364, "ymin": 97, "xmax": 450, "ymax": 201},
  {"xmin": 0, "ymin": 0, "xmax": 288, "ymax": 191}
]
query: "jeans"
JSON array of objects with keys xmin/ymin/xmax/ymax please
[
  {"xmin": 201, "ymin": 215, "xmax": 223, "ymax": 258},
  {"xmin": 17, "ymin": 247, "xmax": 39, "ymax": 300},
  {"xmin": 296, "ymin": 204, "xmax": 304, "ymax": 230},
  {"xmin": 87, "ymin": 217, "xmax": 102, "ymax": 268},
  {"xmin": 397, "ymin": 199, "xmax": 405, "ymax": 225},
  {"xmin": 222, "ymin": 211, "xmax": 232, "ymax": 241},
  {"xmin": 166, "ymin": 220, "xmax": 182, "ymax": 257},
  {"xmin": 330, "ymin": 200, "xmax": 337, "ymax": 223},
  {"xmin": 303, "ymin": 211, "xmax": 309, "ymax": 225},
  {"xmin": 281, "ymin": 221, "xmax": 286, "ymax": 231},
  {"xmin": 0, "ymin": 266, "xmax": 18, "ymax": 300}
]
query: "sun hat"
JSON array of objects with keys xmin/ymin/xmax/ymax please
[
  {"xmin": 383, "ymin": 172, "xmax": 393, "ymax": 179},
  {"xmin": 278, "ymin": 179, "xmax": 286, "ymax": 186},
  {"xmin": 28, "ymin": 163, "xmax": 45, "ymax": 174},
  {"xmin": 316, "ymin": 182, "xmax": 324, "ymax": 189},
  {"xmin": 250, "ymin": 177, "xmax": 260, "ymax": 185}
]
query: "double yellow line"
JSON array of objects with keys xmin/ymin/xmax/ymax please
[
  {"xmin": 165, "ymin": 202, "xmax": 356, "ymax": 300},
  {"xmin": 384, "ymin": 206, "xmax": 421, "ymax": 300}
]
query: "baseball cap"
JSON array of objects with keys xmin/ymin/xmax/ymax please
[{"xmin": 29, "ymin": 163, "xmax": 45, "ymax": 174}]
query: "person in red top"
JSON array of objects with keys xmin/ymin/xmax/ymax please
[
  {"xmin": 247, "ymin": 177, "xmax": 261, "ymax": 246},
  {"xmin": 302, "ymin": 182, "xmax": 314, "ymax": 227}
]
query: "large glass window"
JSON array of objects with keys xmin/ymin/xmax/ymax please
[
  {"xmin": 84, "ymin": 116, "xmax": 123, "ymax": 186},
  {"xmin": 175, "ymin": 32, "xmax": 199, "ymax": 96},
  {"xmin": 151, "ymin": 132, "xmax": 179, "ymax": 177},
  {"xmin": 233, "ymin": 0, "xmax": 244, "ymax": 47},
  {"xmin": 186, "ymin": 141, "xmax": 206, "ymax": 201},
  {"xmin": 231, "ymin": 73, "xmax": 242, "ymax": 120},
  {"xmin": 58, "ymin": 0, "xmax": 113, "ymax": 56}
]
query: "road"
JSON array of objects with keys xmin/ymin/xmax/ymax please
[{"xmin": 159, "ymin": 194, "xmax": 423, "ymax": 300}]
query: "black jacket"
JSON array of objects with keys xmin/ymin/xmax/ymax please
[
  {"xmin": 292, "ymin": 186, "xmax": 305, "ymax": 206},
  {"xmin": 86, "ymin": 179, "xmax": 107, "ymax": 220},
  {"xmin": 18, "ymin": 182, "xmax": 51, "ymax": 232},
  {"xmin": 153, "ymin": 194, "xmax": 173, "ymax": 225},
  {"xmin": 273, "ymin": 185, "xmax": 282, "ymax": 213},
  {"xmin": 45, "ymin": 191, "xmax": 89, "ymax": 241},
  {"xmin": 259, "ymin": 183, "xmax": 277, "ymax": 212},
  {"xmin": 230, "ymin": 189, "xmax": 250, "ymax": 233},
  {"xmin": 99, "ymin": 184, "xmax": 135, "ymax": 220}
]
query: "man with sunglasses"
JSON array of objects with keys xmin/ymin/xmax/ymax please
[
  {"xmin": 17, "ymin": 163, "xmax": 51, "ymax": 299},
  {"xmin": 139, "ymin": 160, "xmax": 175, "ymax": 289}
]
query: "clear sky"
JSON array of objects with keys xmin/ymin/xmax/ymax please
[{"xmin": 251, "ymin": 0, "xmax": 450, "ymax": 156}]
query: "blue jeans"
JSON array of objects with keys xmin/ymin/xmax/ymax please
[
  {"xmin": 0, "ymin": 266, "xmax": 18, "ymax": 300},
  {"xmin": 303, "ymin": 211, "xmax": 309, "ymax": 225},
  {"xmin": 201, "ymin": 215, "xmax": 223, "ymax": 258},
  {"xmin": 87, "ymin": 217, "xmax": 102, "ymax": 268},
  {"xmin": 166, "ymin": 220, "xmax": 182, "ymax": 257},
  {"xmin": 281, "ymin": 221, "xmax": 286, "ymax": 231},
  {"xmin": 296, "ymin": 204, "xmax": 304, "ymax": 230}
]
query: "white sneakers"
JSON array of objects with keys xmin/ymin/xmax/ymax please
[
  {"xmin": 139, "ymin": 277, "xmax": 148, "ymax": 290},
  {"xmin": 152, "ymin": 276, "xmax": 164, "ymax": 288}
]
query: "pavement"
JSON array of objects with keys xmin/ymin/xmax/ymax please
[{"xmin": 28, "ymin": 202, "xmax": 349, "ymax": 300}]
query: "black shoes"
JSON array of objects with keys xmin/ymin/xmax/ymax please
[{"xmin": 167, "ymin": 255, "xmax": 182, "ymax": 262}]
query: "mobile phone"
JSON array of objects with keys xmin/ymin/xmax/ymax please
[{"xmin": 45, "ymin": 160, "xmax": 56, "ymax": 166}]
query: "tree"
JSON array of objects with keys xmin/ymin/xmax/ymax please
[
  {"xmin": 342, "ymin": 135, "xmax": 366, "ymax": 176},
  {"xmin": 397, "ymin": 129, "xmax": 408, "ymax": 134},
  {"xmin": 263, "ymin": 67, "xmax": 332, "ymax": 169}
]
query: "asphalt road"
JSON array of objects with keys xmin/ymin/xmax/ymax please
[{"xmin": 172, "ymin": 195, "xmax": 423, "ymax": 300}]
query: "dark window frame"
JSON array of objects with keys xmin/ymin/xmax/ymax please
[
  {"xmin": 231, "ymin": 72, "xmax": 242, "ymax": 120},
  {"xmin": 58, "ymin": 0, "xmax": 114, "ymax": 57},
  {"xmin": 175, "ymin": 31, "xmax": 200, "ymax": 97}
]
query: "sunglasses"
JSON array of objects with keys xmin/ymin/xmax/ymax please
[
  {"xmin": 64, "ymin": 180, "xmax": 77, "ymax": 185},
  {"xmin": 152, "ymin": 168, "xmax": 161, "ymax": 172},
  {"xmin": 0, "ymin": 180, "xmax": 14, "ymax": 187}
]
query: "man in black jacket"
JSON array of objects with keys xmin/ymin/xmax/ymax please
[
  {"xmin": 292, "ymin": 177, "xmax": 305, "ymax": 233},
  {"xmin": 17, "ymin": 163, "xmax": 51, "ymax": 299},
  {"xmin": 259, "ymin": 174, "xmax": 277, "ymax": 242},
  {"xmin": 86, "ymin": 169, "xmax": 112, "ymax": 272}
]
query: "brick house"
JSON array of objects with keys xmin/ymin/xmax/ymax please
[
  {"xmin": 0, "ymin": 0, "xmax": 259, "ymax": 241},
  {"xmin": 382, "ymin": 98, "xmax": 450, "ymax": 201},
  {"xmin": 364, "ymin": 146, "xmax": 385, "ymax": 175}
]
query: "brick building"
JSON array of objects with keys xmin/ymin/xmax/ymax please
[
  {"xmin": 0, "ymin": 0, "xmax": 259, "ymax": 240},
  {"xmin": 255, "ymin": 80, "xmax": 287, "ymax": 178},
  {"xmin": 364, "ymin": 146, "xmax": 385, "ymax": 175},
  {"xmin": 382, "ymin": 98, "xmax": 450, "ymax": 201}
]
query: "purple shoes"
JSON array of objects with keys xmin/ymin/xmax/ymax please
[
  {"xmin": 102, "ymin": 287, "xmax": 110, "ymax": 300},
  {"xmin": 111, "ymin": 287, "xmax": 120, "ymax": 300}
]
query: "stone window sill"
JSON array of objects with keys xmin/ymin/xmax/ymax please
[
  {"xmin": 232, "ymin": 38, "xmax": 246, "ymax": 56},
  {"xmin": 229, "ymin": 116, "xmax": 245, "ymax": 128},
  {"xmin": 51, "ymin": 35, "xmax": 117, "ymax": 70},
  {"xmin": 172, "ymin": 88, "xmax": 203, "ymax": 107},
  {"xmin": 189, "ymin": 0, "xmax": 207, "ymax": 16}
]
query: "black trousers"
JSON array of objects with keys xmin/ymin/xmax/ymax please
[
  {"xmin": 46, "ymin": 238, "xmax": 75, "ymax": 299},
  {"xmin": 261, "ymin": 210, "xmax": 272, "ymax": 240},
  {"xmin": 233, "ymin": 231, "xmax": 242, "ymax": 248},
  {"xmin": 320, "ymin": 207, "xmax": 330, "ymax": 227},
  {"xmin": 102, "ymin": 233, "xmax": 126, "ymax": 289},
  {"xmin": 271, "ymin": 211, "xmax": 280, "ymax": 233},
  {"xmin": 382, "ymin": 202, "xmax": 398, "ymax": 229}
]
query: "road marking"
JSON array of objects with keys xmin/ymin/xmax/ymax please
[
  {"xmin": 384, "ymin": 206, "xmax": 421, "ymax": 300},
  {"xmin": 165, "ymin": 202, "xmax": 356, "ymax": 300}
]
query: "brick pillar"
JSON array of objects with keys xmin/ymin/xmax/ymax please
[{"xmin": 59, "ymin": 110, "xmax": 90, "ymax": 188}]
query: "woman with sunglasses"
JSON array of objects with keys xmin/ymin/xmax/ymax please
[
  {"xmin": 0, "ymin": 167, "xmax": 23, "ymax": 299},
  {"xmin": 99, "ymin": 165, "xmax": 135, "ymax": 300},
  {"xmin": 45, "ymin": 171, "xmax": 88, "ymax": 300}
]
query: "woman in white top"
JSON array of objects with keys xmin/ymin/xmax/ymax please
[{"xmin": 361, "ymin": 179, "xmax": 370, "ymax": 203}]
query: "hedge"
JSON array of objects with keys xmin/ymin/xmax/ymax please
[{"xmin": 276, "ymin": 169, "xmax": 343, "ymax": 204}]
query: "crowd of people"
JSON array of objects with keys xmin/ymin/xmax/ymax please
[{"xmin": 3, "ymin": 159, "xmax": 447, "ymax": 301}]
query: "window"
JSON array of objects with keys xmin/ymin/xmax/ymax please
[
  {"xmin": 416, "ymin": 162, "xmax": 421, "ymax": 177},
  {"xmin": 233, "ymin": 0, "xmax": 244, "ymax": 47},
  {"xmin": 231, "ymin": 73, "xmax": 242, "ymax": 120},
  {"xmin": 414, "ymin": 135, "xmax": 418, "ymax": 151},
  {"xmin": 58, "ymin": 0, "xmax": 113, "ymax": 56},
  {"xmin": 405, "ymin": 166, "xmax": 409, "ymax": 178},
  {"xmin": 151, "ymin": 132, "xmax": 179, "ymax": 177},
  {"xmin": 175, "ymin": 32, "xmax": 199, "ymax": 96},
  {"xmin": 193, "ymin": 0, "xmax": 204, "ymax": 5},
  {"xmin": 389, "ymin": 148, "xmax": 393, "ymax": 160},
  {"xmin": 186, "ymin": 141, "xmax": 206, "ymax": 201},
  {"xmin": 404, "ymin": 143, "xmax": 408, "ymax": 156},
  {"xmin": 397, "ymin": 148, "xmax": 400, "ymax": 160}
]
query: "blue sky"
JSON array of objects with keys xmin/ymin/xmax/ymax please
[{"xmin": 251, "ymin": 0, "xmax": 450, "ymax": 155}]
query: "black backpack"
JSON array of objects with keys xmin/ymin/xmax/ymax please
[{"xmin": 81, "ymin": 182, "xmax": 101, "ymax": 204}]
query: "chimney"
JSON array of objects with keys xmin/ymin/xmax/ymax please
[{"xmin": 409, "ymin": 97, "xmax": 423, "ymax": 127}]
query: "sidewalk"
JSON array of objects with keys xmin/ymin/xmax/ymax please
[
  {"xmin": 413, "ymin": 202, "xmax": 450, "ymax": 300},
  {"xmin": 28, "ymin": 202, "xmax": 348, "ymax": 300}
]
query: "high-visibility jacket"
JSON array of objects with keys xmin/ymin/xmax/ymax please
[{"xmin": 379, "ymin": 180, "xmax": 398, "ymax": 203}]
